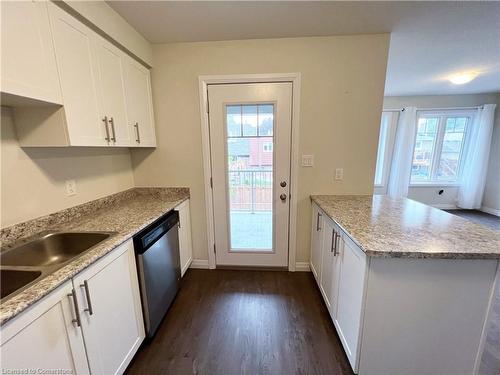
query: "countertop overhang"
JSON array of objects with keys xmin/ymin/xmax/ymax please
[
  {"xmin": 0, "ymin": 187, "xmax": 190, "ymax": 325},
  {"xmin": 311, "ymin": 194, "xmax": 500, "ymax": 260}
]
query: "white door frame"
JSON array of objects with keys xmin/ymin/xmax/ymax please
[{"xmin": 198, "ymin": 73, "xmax": 301, "ymax": 271}]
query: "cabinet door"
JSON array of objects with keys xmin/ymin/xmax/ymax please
[
  {"xmin": 334, "ymin": 235, "xmax": 367, "ymax": 372},
  {"xmin": 123, "ymin": 57, "xmax": 157, "ymax": 147},
  {"xmin": 73, "ymin": 240, "xmax": 145, "ymax": 374},
  {"xmin": 320, "ymin": 218, "xmax": 336, "ymax": 312},
  {"xmin": 94, "ymin": 36, "xmax": 131, "ymax": 146},
  {"xmin": 1, "ymin": 281, "xmax": 89, "ymax": 374},
  {"xmin": 176, "ymin": 200, "xmax": 193, "ymax": 277},
  {"xmin": 1, "ymin": 1, "xmax": 62, "ymax": 104},
  {"xmin": 310, "ymin": 203, "xmax": 324, "ymax": 283},
  {"xmin": 48, "ymin": 3, "xmax": 107, "ymax": 146}
]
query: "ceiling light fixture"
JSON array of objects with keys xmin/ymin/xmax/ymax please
[{"xmin": 448, "ymin": 72, "xmax": 478, "ymax": 85}]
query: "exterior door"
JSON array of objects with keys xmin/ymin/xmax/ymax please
[{"xmin": 208, "ymin": 82, "xmax": 292, "ymax": 267}]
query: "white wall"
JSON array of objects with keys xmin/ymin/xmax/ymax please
[
  {"xmin": 131, "ymin": 34, "xmax": 390, "ymax": 263},
  {"xmin": 0, "ymin": 107, "xmax": 135, "ymax": 227},
  {"xmin": 382, "ymin": 93, "xmax": 500, "ymax": 211}
]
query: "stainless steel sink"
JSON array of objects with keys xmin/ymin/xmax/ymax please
[
  {"xmin": 1, "ymin": 269, "xmax": 42, "ymax": 300},
  {"xmin": 1, "ymin": 231, "xmax": 112, "ymax": 267},
  {"xmin": 1, "ymin": 231, "xmax": 115, "ymax": 301}
]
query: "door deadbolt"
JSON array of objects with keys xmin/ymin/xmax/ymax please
[{"xmin": 280, "ymin": 181, "xmax": 287, "ymax": 187}]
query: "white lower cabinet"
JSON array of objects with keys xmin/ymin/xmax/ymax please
[
  {"xmin": 319, "ymin": 217, "xmax": 336, "ymax": 313},
  {"xmin": 1, "ymin": 280, "xmax": 90, "ymax": 374},
  {"xmin": 311, "ymin": 202, "xmax": 366, "ymax": 373},
  {"xmin": 333, "ymin": 234, "xmax": 367, "ymax": 372},
  {"xmin": 310, "ymin": 203, "xmax": 324, "ymax": 283},
  {"xmin": 73, "ymin": 240, "xmax": 145, "ymax": 374},
  {"xmin": 176, "ymin": 199, "xmax": 193, "ymax": 277},
  {"xmin": 0, "ymin": 240, "xmax": 144, "ymax": 375}
]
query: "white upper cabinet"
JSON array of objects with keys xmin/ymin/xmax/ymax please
[
  {"xmin": 6, "ymin": 2, "xmax": 157, "ymax": 148},
  {"xmin": 48, "ymin": 3, "xmax": 107, "ymax": 146},
  {"xmin": 94, "ymin": 36, "xmax": 132, "ymax": 146},
  {"xmin": 1, "ymin": 1, "xmax": 62, "ymax": 105},
  {"xmin": 123, "ymin": 58, "xmax": 157, "ymax": 147}
]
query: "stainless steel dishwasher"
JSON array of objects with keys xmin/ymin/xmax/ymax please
[{"xmin": 133, "ymin": 210, "xmax": 180, "ymax": 338}]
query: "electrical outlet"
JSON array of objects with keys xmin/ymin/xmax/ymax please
[
  {"xmin": 335, "ymin": 168, "xmax": 343, "ymax": 180},
  {"xmin": 65, "ymin": 179, "xmax": 77, "ymax": 196},
  {"xmin": 301, "ymin": 155, "xmax": 314, "ymax": 167}
]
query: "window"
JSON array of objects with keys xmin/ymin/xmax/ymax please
[
  {"xmin": 410, "ymin": 112, "xmax": 471, "ymax": 184},
  {"xmin": 263, "ymin": 142, "xmax": 273, "ymax": 152}
]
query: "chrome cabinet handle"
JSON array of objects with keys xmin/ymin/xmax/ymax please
[
  {"xmin": 316, "ymin": 212, "xmax": 322, "ymax": 231},
  {"xmin": 134, "ymin": 122, "xmax": 141, "ymax": 143},
  {"xmin": 67, "ymin": 289, "xmax": 81, "ymax": 327},
  {"xmin": 109, "ymin": 117, "xmax": 116, "ymax": 142},
  {"xmin": 333, "ymin": 232, "xmax": 339, "ymax": 256},
  {"xmin": 102, "ymin": 116, "xmax": 110, "ymax": 142},
  {"xmin": 335, "ymin": 231, "xmax": 341, "ymax": 256},
  {"xmin": 80, "ymin": 280, "xmax": 94, "ymax": 316},
  {"xmin": 331, "ymin": 229, "xmax": 336, "ymax": 253}
]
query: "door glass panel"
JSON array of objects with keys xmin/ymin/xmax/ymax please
[{"xmin": 226, "ymin": 104, "xmax": 274, "ymax": 251}]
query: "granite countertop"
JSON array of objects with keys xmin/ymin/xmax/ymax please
[
  {"xmin": 311, "ymin": 194, "xmax": 500, "ymax": 260},
  {"xmin": 0, "ymin": 187, "xmax": 190, "ymax": 325}
]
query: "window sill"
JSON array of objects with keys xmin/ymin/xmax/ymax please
[{"xmin": 409, "ymin": 183, "xmax": 461, "ymax": 188}]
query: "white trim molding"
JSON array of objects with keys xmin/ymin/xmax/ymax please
[
  {"xmin": 198, "ymin": 73, "xmax": 301, "ymax": 271},
  {"xmin": 295, "ymin": 262, "xmax": 311, "ymax": 272},
  {"xmin": 189, "ymin": 259, "xmax": 210, "ymax": 269},
  {"xmin": 481, "ymin": 206, "xmax": 500, "ymax": 217}
]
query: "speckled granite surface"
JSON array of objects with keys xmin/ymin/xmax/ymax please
[
  {"xmin": 0, "ymin": 187, "xmax": 189, "ymax": 325},
  {"xmin": 311, "ymin": 195, "xmax": 500, "ymax": 259}
]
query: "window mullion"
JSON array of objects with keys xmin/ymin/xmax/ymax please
[{"xmin": 431, "ymin": 116, "xmax": 446, "ymax": 181}]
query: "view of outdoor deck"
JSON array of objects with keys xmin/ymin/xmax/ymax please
[
  {"xmin": 228, "ymin": 170, "xmax": 273, "ymax": 250},
  {"xmin": 226, "ymin": 104, "xmax": 275, "ymax": 251}
]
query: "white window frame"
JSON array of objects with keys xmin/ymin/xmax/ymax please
[{"xmin": 410, "ymin": 110, "xmax": 474, "ymax": 187}]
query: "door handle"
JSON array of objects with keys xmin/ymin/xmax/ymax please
[
  {"xmin": 134, "ymin": 122, "xmax": 141, "ymax": 143},
  {"xmin": 67, "ymin": 289, "xmax": 81, "ymax": 327},
  {"xmin": 80, "ymin": 280, "xmax": 94, "ymax": 316},
  {"xmin": 109, "ymin": 117, "xmax": 116, "ymax": 142},
  {"xmin": 280, "ymin": 193, "xmax": 287, "ymax": 202},
  {"xmin": 316, "ymin": 212, "xmax": 322, "ymax": 231},
  {"xmin": 331, "ymin": 229, "xmax": 336, "ymax": 254},
  {"xmin": 102, "ymin": 116, "xmax": 110, "ymax": 142}
]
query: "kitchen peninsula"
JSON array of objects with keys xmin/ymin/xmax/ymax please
[{"xmin": 310, "ymin": 194, "xmax": 500, "ymax": 375}]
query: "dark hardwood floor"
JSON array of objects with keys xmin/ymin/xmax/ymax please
[
  {"xmin": 444, "ymin": 209, "xmax": 500, "ymax": 230},
  {"xmin": 126, "ymin": 269, "xmax": 354, "ymax": 375}
]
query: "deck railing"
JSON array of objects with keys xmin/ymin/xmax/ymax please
[{"xmin": 228, "ymin": 170, "xmax": 272, "ymax": 213}]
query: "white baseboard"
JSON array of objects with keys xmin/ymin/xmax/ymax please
[
  {"xmin": 189, "ymin": 259, "xmax": 209, "ymax": 269},
  {"xmin": 431, "ymin": 204, "xmax": 458, "ymax": 210},
  {"xmin": 295, "ymin": 262, "xmax": 311, "ymax": 272},
  {"xmin": 481, "ymin": 206, "xmax": 500, "ymax": 217}
]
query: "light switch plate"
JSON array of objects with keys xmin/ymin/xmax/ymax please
[
  {"xmin": 335, "ymin": 168, "xmax": 343, "ymax": 180},
  {"xmin": 65, "ymin": 179, "xmax": 77, "ymax": 196},
  {"xmin": 301, "ymin": 155, "xmax": 314, "ymax": 167}
]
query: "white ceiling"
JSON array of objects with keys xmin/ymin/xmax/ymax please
[{"xmin": 107, "ymin": 1, "xmax": 500, "ymax": 96}]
